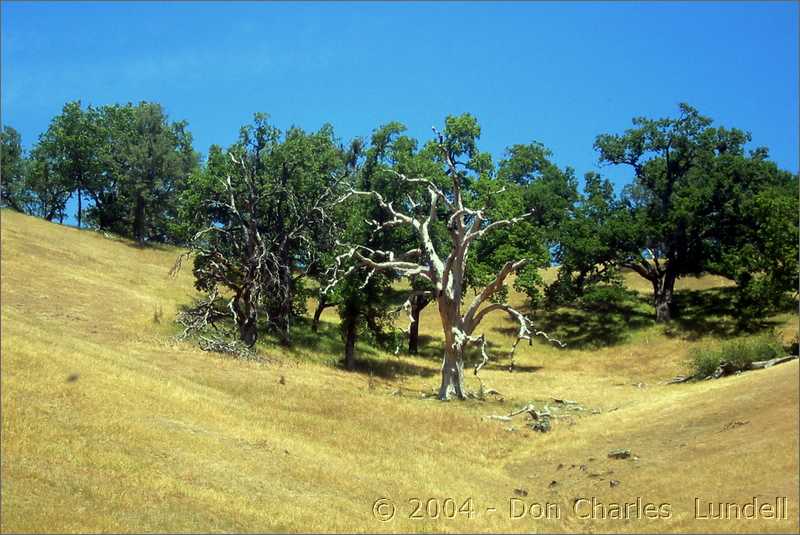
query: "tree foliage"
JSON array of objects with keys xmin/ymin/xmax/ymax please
[
  {"xmin": 547, "ymin": 171, "xmax": 625, "ymax": 306},
  {"xmin": 7, "ymin": 99, "xmax": 797, "ymax": 392},
  {"xmin": 31, "ymin": 101, "xmax": 104, "ymax": 227},
  {"xmin": 86, "ymin": 103, "xmax": 199, "ymax": 243},
  {"xmin": 555, "ymin": 103, "xmax": 799, "ymax": 324},
  {"xmin": 471, "ymin": 140, "xmax": 578, "ymax": 309},
  {"xmin": 327, "ymin": 114, "xmax": 566, "ymax": 399},
  {"xmin": 181, "ymin": 114, "xmax": 349, "ymax": 346},
  {"xmin": 11, "ymin": 100, "xmax": 198, "ymax": 242},
  {"xmin": 707, "ymin": 153, "xmax": 799, "ymax": 325},
  {"xmin": 0, "ymin": 126, "xmax": 33, "ymax": 213}
]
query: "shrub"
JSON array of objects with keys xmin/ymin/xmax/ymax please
[
  {"xmin": 689, "ymin": 347, "xmax": 723, "ymax": 378},
  {"xmin": 688, "ymin": 333, "xmax": 785, "ymax": 378}
]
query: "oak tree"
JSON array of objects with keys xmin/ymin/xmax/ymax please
[{"xmin": 328, "ymin": 115, "xmax": 564, "ymax": 400}]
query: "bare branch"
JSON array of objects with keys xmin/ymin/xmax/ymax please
[
  {"xmin": 464, "ymin": 209, "xmax": 535, "ymax": 248},
  {"xmin": 336, "ymin": 188, "xmax": 416, "ymax": 227},
  {"xmin": 473, "ymin": 334, "xmax": 491, "ymax": 375},
  {"xmin": 463, "ymin": 258, "xmax": 529, "ymax": 329},
  {"xmin": 622, "ymin": 258, "xmax": 657, "ymax": 281},
  {"xmin": 322, "ymin": 241, "xmax": 435, "ymax": 296},
  {"xmin": 388, "ymin": 169, "xmax": 451, "ymax": 208},
  {"xmin": 353, "ymin": 249, "xmax": 433, "ymax": 279},
  {"xmin": 468, "ymin": 302, "xmax": 565, "ymax": 371}
]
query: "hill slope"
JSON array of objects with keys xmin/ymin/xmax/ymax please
[{"xmin": 1, "ymin": 210, "xmax": 798, "ymax": 532}]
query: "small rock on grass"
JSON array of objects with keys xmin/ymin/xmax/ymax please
[
  {"xmin": 608, "ymin": 448, "xmax": 632, "ymax": 459},
  {"xmin": 553, "ymin": 398, "xmax": 578, "ymax": 405}
]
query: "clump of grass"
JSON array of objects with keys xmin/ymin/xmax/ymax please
[{"xmin": 688, "ymin": 333, "xmax": 785, "ymax": 377}]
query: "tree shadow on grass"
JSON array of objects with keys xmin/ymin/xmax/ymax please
[
  {"xmin": 172, "ymin": 298, "xmax": 435, "ymax": 379},
  {"xmin": 177, "ymin": 283, "xmax": 797, "ymax": 380},
  {"xmin": 283, "ymin": 317, "xmax": 347, "ymax": 358},
  {"xmin": 503, "ymin": 286, "xmax": 797, "ymax": 349},
  {"xmin": 402, "ymin": 331, "xmax": 545, "ymax": 375},
  {"xmin": 482, "ymin": 362, "xmax": 544, "ymax": 373},
  {"xmin": 344, "ymin": 354, "xmax": 439, "ymax": 380},
  {"xmin": 122, "ymin": 239, "xmax": 177, "ymax": 252},
  {"xmin": 494, "ymin": 290, "xmax": 655, "ymax": 350},
  {"xmin": 281, "ymin": 316, "xmax": 440, "ymax": 379},
  {"xmin": 518, "ymin": 286, "xmax": 793, "ymax": 348},
  {"xmin": 669, "ymin": 287, "xmax": 793, "ymax": 340}
]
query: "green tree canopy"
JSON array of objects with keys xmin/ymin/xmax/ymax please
[
  {"xmin": 0, "ymin": 126, "xmax": 33, "ymax": 213},
  {"xmin": 32, "ymin": 100, "xmax": 104, "ymax": 227},
  {"xmin": 585, "ymin": 103, "xmax": 797, "ymax": 323},
  {"xmin": 181, "ymin": 114, "xmax": 350, "ymax": 347}
]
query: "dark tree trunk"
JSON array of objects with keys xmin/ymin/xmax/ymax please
[
  {"xmin": 344, "ymin": 318, "xmax": 357, "ymax": 371},
  {"xmin": 312, "ymin": 295, "xmax": 327, "ymax": 333},
  {"xmin": 238, "ymin": 312, "xmax": 258, "ymax": 347},
  {"xmin": 233, "ymin": 221, "xmax": 262, "ymax": 347},
  {"xmin": 268, "ymin": 166, "xmax": 292, "ymax": 346},
  {"xmin": 268, "ymin": 261, "xmax": 293, "ymax": 346},
  {"xmin": 408, "ymin": 308, "xmax": 421, "ymax": 354},
  {"xmin": 235, "ymin": 292, "xmax": 259, "ymax": 347},
  {"xmin": 408, "ymin": 294, "xmax": 431, "ymax": 354},
  {"xmin": 76, "ymin": 186, "xmax": 82, "ymax": 228},
  {"xmin": 653, "ymin": 270, "xmax": 677, "ymax": 323},
  {"xmin": 134, "ymin": 193, "xmax": 146, "ymax": 244},
  {"xmin": 269, "ymin": 304, "xmax": 291, "ymax": 346},
  {"xmin": 271, "ymin": 308, "xmax": 291, "ymax": 345}
]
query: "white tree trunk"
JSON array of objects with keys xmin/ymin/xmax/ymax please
[
  {"xmin": 437, "ymin": 296, "xmax": 467, "ymax": 400},
  {"xmin": 438, "ymin": 345, "xmax": 466, "ymax": 400}
]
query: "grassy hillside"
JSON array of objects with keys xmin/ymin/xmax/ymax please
[{"xmin": 2, "ymin": 209, "xmax": 798, "ymax": 533}]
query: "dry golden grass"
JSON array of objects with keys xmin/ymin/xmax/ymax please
[{"xmin": 1, "ymin": 209, "xmax": 798, "ymax": 533}]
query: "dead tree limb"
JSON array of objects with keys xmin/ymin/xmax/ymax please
[{"xmin": 749, "ymin": 355, "xmax": 797, "ymax": 369}]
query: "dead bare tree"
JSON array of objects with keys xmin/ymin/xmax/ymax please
[{"xmin": 326, "ymin": 124, "xmax": 564, "ymax": 400}]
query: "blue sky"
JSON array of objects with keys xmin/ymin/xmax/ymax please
[{"xmin": 2, "ymin": 1, "xmax": 798, "ymax": 222}]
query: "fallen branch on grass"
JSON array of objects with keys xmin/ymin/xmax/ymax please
[
  {"xmin": 666, "ymin": 354, "xmax": 798, "ymax": 384},
  {"xmin": 749, "ymin": 355, "xmax": 797, "ymax": 369},
  {"xmin": 484, "ymin": 415, "xmax": 512, "ymax": 422},
  {"xmin": 665, "ymin": 374, "xmax": 695, "ymax": 384},
  {"xmin": 197, "ymin": 335, "xmax": 261, "ymax": 361},
  {"xmin": 484, "ymin": 403, "xmax": 536, "ymax": 420},
  {"xmin": 483, "ymin": 403, "xmax": 553, "ymax": 432}
]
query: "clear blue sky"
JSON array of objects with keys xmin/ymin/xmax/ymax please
[{"xmin": 2, "ymin": 1, "xmax": 798, "ymax": 223}]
